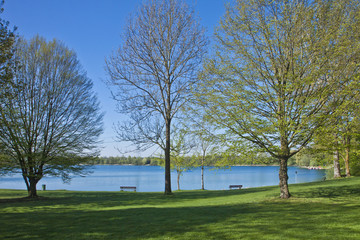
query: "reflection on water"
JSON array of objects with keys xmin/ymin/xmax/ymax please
[{"xmin": 0, "ymin": 165, "xmax": 325, "ymax": 192}]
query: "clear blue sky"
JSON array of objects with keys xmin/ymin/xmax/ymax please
[{"xmin": 2, "ymin": 0, "xmax": 227, "ymax": 157}]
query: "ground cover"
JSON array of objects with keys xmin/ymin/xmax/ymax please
[{"xmin": 1, "ymin": 177, "xmax": 360, "ymax": 240}]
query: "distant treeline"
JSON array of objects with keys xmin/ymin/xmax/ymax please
[
  {"xmin": 91, "ymin": 156, "xmax": 159, "ymax": 166},
  {"xmin": 91, "ymin": 154, "xmax": 291, "ymax": 167},
  {"xmin": 90, "ymin": 149, "xmax": 340, "ymax": 168}
]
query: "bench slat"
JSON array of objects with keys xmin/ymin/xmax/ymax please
[{"xmin": 120, "ymin": 186, "xmax": 136, "ymax": 191}]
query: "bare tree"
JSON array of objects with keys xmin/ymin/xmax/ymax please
[
  {"xmin": 105, "ymin": 0, "xmax": 207, "ymax": 194},
  {"xmin": 0, "ymin": 36, "xmax": 103, "ymax": 197}
]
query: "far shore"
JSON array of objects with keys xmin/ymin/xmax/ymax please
[{"xmin": 91, "ymin": 164, "xmax": 327, "ymax": 169}]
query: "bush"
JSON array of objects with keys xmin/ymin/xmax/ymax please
[
  {"xmin": 350, "ymin": 162, "xmax": 360, "ymax": 176},
  {"xmin": 325, "ymin": 167, "xmax": 335, "ymax": 180}
]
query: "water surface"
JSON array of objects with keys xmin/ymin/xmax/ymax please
[{"xmin": 0, "ymin": 165, "xmax": 325, "ymax": 192}]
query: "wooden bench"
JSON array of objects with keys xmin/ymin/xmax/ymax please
[
  {"xmin": 120, "ymin": 186, "xmax": 136, "ymax": 192},
  {"xmin": 229, "ymin": 185, "xmax": 243, "ymax": 190}
]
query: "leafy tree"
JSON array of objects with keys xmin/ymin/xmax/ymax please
[
  {"xmin": 196, "ymin": 0, "xmax": 360, "ymax": 198},
  {"xmin": 309, "ymin": 78, "xmax": 360, "ymax": 178},
  {"xmin": 333, "ymin": 99, "xmax": 360, "ymax": 177},
  {"xmin": 0, "ymin": 0, "xmax": 16, "ymax": 88},
  {"xmin": 350, "ymin": 135, "xmax": 360, "ymax": 176},
  {"xmin": 0, "ymin": 36, "xmax": 103, "ymax": 197},
  {"xmin": 0, "ymin": 0, "xmax": 17, "ymax": 174},
  {"xmin": 105, "ymin": 0, "xmax": 207, "ymax": 194}
]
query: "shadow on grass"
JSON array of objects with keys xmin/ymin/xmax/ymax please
[
  {"xmin": 0, "ymin": 196, "xmax": 49, "ymax": 203},
  {"xmin": 1, "ymin": 178, "xmax": 360, "ymax": 239},
  {"xmin": 1, "ymin": 199, "xmax": 360, "ymax": 239},
  {"xmin": 0, "ymin": 185, "xmax": 279, "ymax": 209},
  {"xmin": 292, "ymin": 178, "xmax": 360, "ymax": 201}
]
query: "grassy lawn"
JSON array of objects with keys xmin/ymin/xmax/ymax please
[{"xmin": 1, "ymin": 177, "xmax": 360, "ymax": 240}]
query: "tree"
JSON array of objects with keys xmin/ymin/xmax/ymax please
[
  {"xmin": 195, "ymin": 132, "xmax": 218, "ymax": 190},
  {"xmin": 170, "ymin": 126, "xmax": 195, "ymax": 190},
  {"xmin": 334, "ymin": 96, "xmax": 360, "ymax": 177},
  {"xmin": 0, "ymin": 0, "xmax": 16, "ymax": 88},
  {"xmin": 0, "ymin": 0, "xmax": 17, "ymax": 174},
  {"xmin": 187, "ymin": 120, "xmax": 220, "ymax": 190},
  {"xmin": 196, "ymin": 0, "xmax": 360, "ymax": 198},
  {"xmin": 105, "ymin": 0, "xmax": 207, "ymax": 194},
  {"xmin": 313, "ymin": 95, "xmax": 360, "ymax": 178},
  {"xmin": 0, "ymin": 36, "xmax": 103, "ymax": 197}
]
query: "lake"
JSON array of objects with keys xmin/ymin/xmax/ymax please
[{"xmin": 0, "ymin": 165, "xmax": 326, "ymax": 192}]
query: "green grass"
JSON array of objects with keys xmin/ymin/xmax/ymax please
[{"xmin": 1, "ymin": 177, "xmax": 360, "ymax": 240}]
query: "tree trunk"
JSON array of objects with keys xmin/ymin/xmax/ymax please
[
  {"xmin": 344, "ymin": 136, "xmax": 351, "ymax": 177},
  {"xmin": 164, "ymin": 119, "xmax": 172, "ymax": 194},
  {"xmin": 333, "ymin": 150, "xmax": 341, "ymax": 178},
  {"xmin": 344, "ymin": 148, "xmax": 351, "ymax": 177},
  {"xmin": 201, "ymin": 162, "xmax": 204, "ymax": 190},
  {"xmin": 27, "ymin": 177, "xmax": 38, "ymax": 198},
  {"xmin": 177, "ymin": 171, "xmax": 181, "ymax": 191},
  {"xmin": 22, "ymin": 173, "xmax": 30, "ymax": 191},
  {"xmin": 278, "ymin": 80, "xmax": 290, "ymax": 199},
  {"xmin": 333, "ymin": 134, "xmax": 342, "ymax": 178},
  {"xmin": 279, "ymin": 157, "xmax": 290, "ymax": 199}
]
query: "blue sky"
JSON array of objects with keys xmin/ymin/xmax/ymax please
[{"xmin": 2, "ymin": 0, "xmax": 227, "ymax": 157}]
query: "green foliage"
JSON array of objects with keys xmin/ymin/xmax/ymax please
[
  {"xmin": 92, "ymin": 156, "xmax": 152, "ymax": 165},
  {"xmin": 219, "ymin": 139, "xmax": 278, "ymax": 166},
  {"xmin": 0, "ymin": 0, "xmax": 17, "ymax": 167},
  {"xmin": 325, "ymin": 167, "xmax": 335, "ymax": 180},
  {"xmin": 0, "ymin": 153, "xmax": 17, "ymax": 175},
  {"xmin": 1, "ymin": 177, "xmax": 360, "ymax": 239},
  {"xmin": 195, "ymin": 0, "xmax": 360, "ymax": 198},
  {"xmin": 350, "ymin": 164, "xmax": 360, "ymax": 176},
  {"xmin": 92, "ymin": 154, "xmax": 282, "ymax": 167},
  {"xmin": 350, "ymin": 144, "xmax": 360, "ymax": 176},
  {"xmin": 292, "ymin": 147, "xmax": 332, "ymax": 167},
  {"xmin": 197, "ymin": 0, "xmax": 360, "ymax": 160},
  {"xmin": 0, "ymin": 0, "xmax": 16, "ymax": 88}
]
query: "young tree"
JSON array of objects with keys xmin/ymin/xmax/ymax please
[
  {"xmin": 105, "ymin": 0, "xmax": 207, "ymax": 194},
  {"xmin": 187, "ymin": 121, "xmax": 220, "ymax": 190},
  {"xmin": 0, "ymin": 36, "xmax": 103, "ymax": 197},
  {"xmin": 195, "ymin": 132, "xmax": 218, "ymax": 190},
  {"xmin": 170, "ymin": 127, "xmax": 195, "ymax": 190},
  {"xmin": 196, "ymin": 0, "xmax": 360, "ymax": 198}
]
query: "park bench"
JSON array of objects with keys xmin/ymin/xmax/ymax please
[
  {"xmin": 229, "ymin": 185, "xmax": 243, "ymax": 190},
  {"xmin": 120, "ymin": 186, "xmax": 136, "ymax": 192}
]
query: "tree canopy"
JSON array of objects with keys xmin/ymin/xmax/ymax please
[
  {"xmin": 195, "ymin": 0, "xmax": 360, "ymax": 198},
  {"xmin": 0, "ymin": 36, "xmax": 103, "ymax": 197}
]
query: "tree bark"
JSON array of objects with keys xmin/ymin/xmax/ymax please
[
  {"xmin": 201, "ymin": 162, "xmax": 204, "ymax": 190},
  {"xmin": 344, "ymin": 136, "xmax": 351, "ymax": 177},
  {"xmin": 27, "ymin": 177, "xmax": 38, "ymax": 198},
  {"xmin": 333, "ymin": 150, "xmax": 341, "ymax": 178},
  {"xmin": 177, "ymin": 171, "xmax": 181, "ymax": 191},
  {"xmin": 279, "ymin": 157, "xmax": 290, "ymax": 199},
  {"xmin": 164, "ymin": 119, "xmax": 172, "ymax": 194}
]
